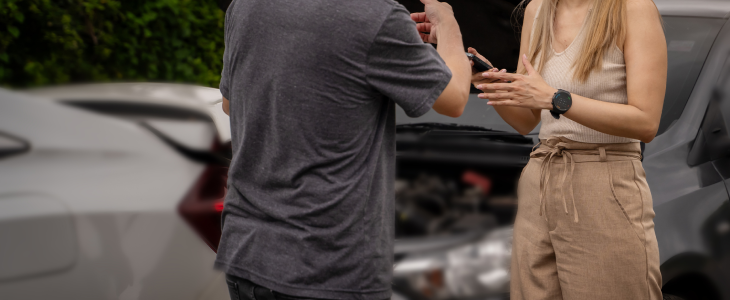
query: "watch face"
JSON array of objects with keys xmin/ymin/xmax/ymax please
[{"xmin": 554, "ymin": 92, "xmax": 572, "ymax": 112}]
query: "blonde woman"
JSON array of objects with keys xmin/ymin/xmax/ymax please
[{"xmin": 468, "ymin": 0, "xmax": 667, "ymax": 298}]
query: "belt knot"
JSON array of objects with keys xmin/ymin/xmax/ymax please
[
  {"xmin": 549, "ymin": 142, "xmax": 568, "ymax": 155},
  {"xmin": 535, "ymin": 139, "xmax": 579, "ymax": 223}
]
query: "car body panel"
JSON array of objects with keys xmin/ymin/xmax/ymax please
[
  {"xmin": 646, "ymin": 17, "xmax": 730, "ymax": 157},
  {"xmin": 0, "ymin": 89, "xmax": 226, "ymax": 299},
  {"xmin": 655, "ymin": 0, "xmax": 730, "ymax": 19},
  {"xmin": 654, "ymin": 181, "xmax": 729, "ymax": 258},
  {"xmin": 396, "ymin": 94, "xmax": 541, "ymax": 135},
  {"xmin": 0, "ymin": 194, "xmax": 76, "ymax": 281},
  {"xmin": 25, "ymin": 83, "xmax": 230, "ymax": 143},
  {"xmin": 642, "ymin": 10, "xmax": 730, "ymax": 273}
]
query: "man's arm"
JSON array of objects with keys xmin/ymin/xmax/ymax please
[
  {"xmin": 432, "ymin": 19, "xmax": 471, "ymax": 117},
  {"xmin": 411, "ymin": 0, "xmax": 471, "ymax": 118},
  {"xmin": 222, "ymin": 96, "xmax": 230, "ymax": 116}
]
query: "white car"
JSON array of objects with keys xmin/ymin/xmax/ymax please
[{"xmin": 0, "ymin": 83, "xmax": 231, "ymax": 300}]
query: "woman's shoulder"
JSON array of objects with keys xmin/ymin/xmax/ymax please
[
  {"xmin": 524, "ymin": 0, "xmax": 543, "ymax": 21},
  {"xmin": 626, "ymin": 0, "xmax": 660, "ymax": 19},
  {"xmin": 617, "ymin": 0, "xmax": 661, "ymax": 52}
]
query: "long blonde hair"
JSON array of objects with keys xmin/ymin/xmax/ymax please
[{"xmin": 524, "ymin": 0, "xmax": 626, "ymax": 82}]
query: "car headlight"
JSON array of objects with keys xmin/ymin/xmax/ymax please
[{"xmin": 393, "ymin": 227, "xmax": 513, "ymax": 299}]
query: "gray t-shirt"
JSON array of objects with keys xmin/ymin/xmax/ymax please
[{"xmin": 215, "ymin": 0, "xmax": 451, "ymax": 299}]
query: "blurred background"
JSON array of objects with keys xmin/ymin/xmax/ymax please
[
  {"xmin": 1, "ymin": 0, "xmax": 730, "ymax": 300},
  {"xmin": 0, "ymin": 0, "xmax": 226, "ymax": 88}
]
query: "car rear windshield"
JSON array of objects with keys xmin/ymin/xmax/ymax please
[{"xmin": 658, "ymin": 16, "xmax": 725, "ymax": 135}]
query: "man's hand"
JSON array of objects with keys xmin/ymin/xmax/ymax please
[
  {"xmin": 222, "ymin": 96, "xmax": 230, "ymax": 116},
  {"xmin": 410, "ymin": 0, "xmax": 455, "ymax": 44}
]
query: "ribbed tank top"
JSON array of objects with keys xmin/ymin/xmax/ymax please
[{"xmin": 532, "ymin": 5, "xmax": 638, "ymax": 143}]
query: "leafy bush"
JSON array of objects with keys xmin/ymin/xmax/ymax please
[{"xmin": 0, "ymin": 0, "xmax": 225, "ymax": 88}]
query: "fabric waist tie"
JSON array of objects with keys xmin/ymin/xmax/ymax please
[{"xmin": 531, "ymin": 137, "xmax": 642, "ymax": 223}]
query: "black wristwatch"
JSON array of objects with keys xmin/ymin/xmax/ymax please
[{"xmin": 550, "ymin": 89, "xmax": 572, "ymax": 119}]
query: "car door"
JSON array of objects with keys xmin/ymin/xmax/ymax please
[
  {"xmin": 644, "ymin": 14, "xmax": 730, "ymax": 300},
  {"xmin": 682, "ymin": 37, "xmax": 730, "ymax": 300}
]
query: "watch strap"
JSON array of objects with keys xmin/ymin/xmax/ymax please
[
  {"xmin": 550, "ymin": 89, "xmax": 571, "ymax": 119},
  {"xmin": 550, "ymin": 110, "xmax": 560, "ymax": 119}
]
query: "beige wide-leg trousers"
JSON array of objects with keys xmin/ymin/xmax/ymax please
[{"xmin": 510, "ymin": 137, "xmax": 662, "ymax": 300}]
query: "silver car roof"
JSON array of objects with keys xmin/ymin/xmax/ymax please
[
  {"xmin": 656, "ymin": 0, "xmax": 730, "ymax": 19},
  {"xmin": 25, "ymin": 83, "xmax": 231, "ymax": 143},
  {"xmin": 25, "ymin": 82, "xmax": 222, "ymax": 107}
]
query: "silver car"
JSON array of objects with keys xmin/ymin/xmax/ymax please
[{"xmin": 0, "ymin": 83, "xmax": 231, "ymax": 300}]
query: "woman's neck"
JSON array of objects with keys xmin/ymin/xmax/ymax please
[{"xmin": 558, "ymin": 0, "xmax": 595, "ymax": 10}]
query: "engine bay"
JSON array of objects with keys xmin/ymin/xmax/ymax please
[{"xmin": 394, "ymin": 127, "xmax": 534, "ymax": 239}]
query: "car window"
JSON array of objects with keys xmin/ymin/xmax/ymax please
[{"xmin": 658, "ymin": 17, "xmax": 725, "ymax": 135}]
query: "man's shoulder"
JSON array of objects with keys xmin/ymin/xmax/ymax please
[
  {"xmin": 345, "ymin": 0, "xmax": 405, "ymax": 24},
  {"xmin": 356, "ymin": 0, "xmax": 417, "ymax": 37},
  {"xmin": 355, "ymin": 0, "xmax": 401, "ymax": 12},
  {"xmin": 328, "ymin": 0, "xmax": 412, "ymax": 45},
  {"xmin": 373, "ymin": 0, "xmax": 412, "ymax": 20}
]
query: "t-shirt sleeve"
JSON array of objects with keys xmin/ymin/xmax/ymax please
[
  {"xmin": 365, "ymin": 4, "xmax": 452, "ymax": 118},
  {"xmin": 220, "ymin": 65, "xmax": 230, "ymax": 100},
  {"xmin": 219, "ymin": 15, "xmax": 232, "ymax": 100},
  {"xmin": 219, "ymin": 43, "xmax": 232, "ymax": 99}
]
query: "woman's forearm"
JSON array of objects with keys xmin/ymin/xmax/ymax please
[
  {"xmin": 564, "ymin": 94, "xmax": 659, "ymax": 143},
  {"xmin": 493, "ymin": 106, "xmax": 541, "ymax": 135},
  {"xmin": 478, "ymin": 53, "xmax": 664, "ymax": 143},
  {"xmin": 489, "ymin": 90, "xmax": 659, "ymax": 140}
]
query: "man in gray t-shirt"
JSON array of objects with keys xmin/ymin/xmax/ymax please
[{"xmin": 217, "ymin": 0, "xmax": 473, "ymax": 299}]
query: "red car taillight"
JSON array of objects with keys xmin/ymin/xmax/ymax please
[
  {"xmin": 178, "ymin": 163, "xmax": 228, "ymax": 253},
  {"xmin": 141, "ymin": 120, "xmax": 231, "ymax": 253}
]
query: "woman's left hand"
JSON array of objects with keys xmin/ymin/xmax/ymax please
[{"xmin": 476, "ymin": 54, "xmax": 557, "ymax": 110}]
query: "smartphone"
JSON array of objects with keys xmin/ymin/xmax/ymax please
[{"xmin": 466, "ymin": 52, "xmax": 494, "ymax": 72}]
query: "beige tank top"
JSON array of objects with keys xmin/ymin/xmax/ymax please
[{"xmin": 532, "ymin": 6, "xmax": 638, "ymax": 143}]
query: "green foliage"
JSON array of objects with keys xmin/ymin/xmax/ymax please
[{"xmin": 0, "ymin": 0, "xmax": 225, "ymax": 88}]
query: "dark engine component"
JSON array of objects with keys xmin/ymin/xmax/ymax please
[{"xmin": 395, "ymin": 171, "xmax": 517, "ymax": 238}]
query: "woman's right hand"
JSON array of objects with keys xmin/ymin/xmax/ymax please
[{"xmin": 468, "ymin": 48, "xmax": 506, "ymax": 91}]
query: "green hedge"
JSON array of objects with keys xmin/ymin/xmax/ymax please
[{"xmin": 0, "ymin": 0, "xmax": 225, "ymax": 88}]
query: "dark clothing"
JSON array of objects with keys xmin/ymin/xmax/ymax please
[
  {"xmin": 226, "ymin": 275, "xmax": 278, "ymax": 300},
  {"xmin": 226, "ymin": 274, "xmax": 323, "ymax": 300},
  {"xmin": 215, "ymin": 0, "xmax": 451, "ymax": 299}
]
